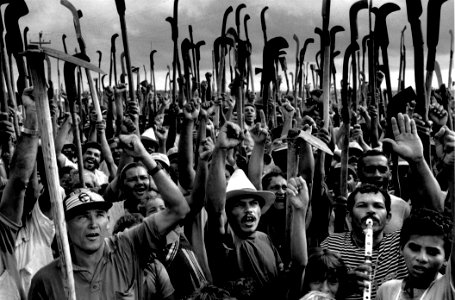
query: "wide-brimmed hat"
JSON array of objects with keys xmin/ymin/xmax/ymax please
[
  {"xmin": 150, "ymin": 152, "xmax": 170, "ymax": 170},
  {"xmin": 226, "ymin": 169, "xmax": 275, "ymax": 214},
  {"xmin": 64, "ymin": 188, "xmax": 112, "ymax": 220},
  {"xmin": 141, "ymin": 128, "xmax": 159, "ymax": 150}
]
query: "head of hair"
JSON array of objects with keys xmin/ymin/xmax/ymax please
[
  {"xmin": 400, "ymin": 208, "xmax": 453, "ymax": 259},
  {"xmin": 357, "ymin": 149, "xmax": 389, "ymax": 174},
  {"xmin": 82, "ymin": 141, "xmax": 103, "ymax": 162},
  {"xmin": 347, "ymin": 183, "xmax": 391, "ymax": 214},
  {"xmin": 113, "ymin": 213, "xmax": 143, "ymax": 234},
  {"xmin": 118, "ymin": 161, "xmax": 147, "ymax": 191},
  {"xmin": 302, "ymin": 248, "xmax": 348, "ymax": 299},
  {"xmin": 186, "ymin": 284, "xmax": 233, "ymax": 300},
  {"xmin": 261, "ymin": 167, "xmax": 285, "ymax": 190}
]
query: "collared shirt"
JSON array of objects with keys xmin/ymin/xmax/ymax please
[{"xmin": 28, "ymin": 213, "xmax": 165, "ymax": 300}]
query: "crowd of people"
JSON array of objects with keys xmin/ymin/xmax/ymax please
[{"xmin": 0, "ymin": 58, "xmax": 454, "ymax": 300}]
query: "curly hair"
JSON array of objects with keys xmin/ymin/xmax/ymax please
[{"xmin": 400, "ymin": 208, "xmax": 453, "ymax": 259}]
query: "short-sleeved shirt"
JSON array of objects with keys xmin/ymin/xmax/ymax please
[
  {"xmin": 28, "ymin": 213, "xmax": 165, "ymax": 300},
  {"xmin": 321, "ymin": 231, "xmax": 408, "ymax": 300},
  {"xmin": 15, "ymin": 202, "xmax": 55, "ymax": 294},
  {"xmin": 376, "ymin": 260, "xmax": 455, "ymax": 300}
]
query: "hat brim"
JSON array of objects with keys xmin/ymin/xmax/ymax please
[
  {"xmin": 65, "ymin": 201, "xmax": 113, "ymax": 221},
  {"xmin": 141, "ymin": 138, "xmax": 159, "ymax": 150},
  {"xmin": 226, "ymin": 189, "xmax": 275, "ymax": 214}
]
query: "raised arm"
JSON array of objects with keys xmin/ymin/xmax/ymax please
[
  {"xmin": 434, "ymin": 126, "xmax": 455, "ymax": 281},
  {"xmin": 247, "ymin": 111, "xmax": 268, "ymax": 190},
  {"xmin": 383, "ymin": 113, "xmax": 443, "ymax": 211},
  {"xmin": 206, "ymin": 122, "xmax": 243, "ymax": 234},
  {"xmin": 287, "ymin": 176, "xmax": 310, "ymax": 267},
  {"xmin": 96, "ymin": 120, "xmax": 117, "ymax": 180},
  {"xmin": 178, "ymin": 99, "xmax": 200, "ymax": 190},
  {"xmin": 54, "ymin": 113, "xmax": 72, "ymax": 167},
  {"xmin": 0, "ymin": 88, "xmax": 39, "ymax": 224},
  {"xmin": 119, "ymin": 134, "xmax": 189, "ymax": 236}
]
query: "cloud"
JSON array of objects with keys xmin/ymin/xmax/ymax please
[{"xmin": 11, "ymin": 0, "xmax": 454, "ymax": 91}]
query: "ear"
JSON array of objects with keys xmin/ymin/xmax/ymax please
[{"xmin": 385, "ymin": 211, "xmax": 392, "ymax": 224}]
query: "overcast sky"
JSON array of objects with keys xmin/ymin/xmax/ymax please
[{"xmin": 18, "ymin": 0, "xmax": 454, "ymax": 92}]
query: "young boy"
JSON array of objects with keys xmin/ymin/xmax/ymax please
[{"xmin": 376, "ymin": 208, "xmax": 454, "ymax": 299}]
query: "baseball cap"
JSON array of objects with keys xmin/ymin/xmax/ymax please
[{"xmin": 64, "ymin": 188, "xmax": 112, "ymax": 220}]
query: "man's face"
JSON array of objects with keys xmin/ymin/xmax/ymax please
[
  {"xmin": 266, "ymin": 176, "xmax": 287, "ymax": 210},
  {"xmin": 359, "ymin": 155, "xmax": 390, "ymax": 189},
  {"xmin": 402, "ymin": 234, "xmax": 446, "ymax": 285},
  {"xmin": 123, "ymin": 166, "xmax": 150, "ymax": 201},
  {"xmin": 229, "ymin": 197, "xmax": 262, "ymax": 235},
  {"xmin": 244, "ymin": 106, "xmax": 256, "ymax": 124},
  {"xmin": 67, "ymin": 209, "xmax": 110, "ymax": 254},
  {"xmin": 349, "ymin": 192, "xmax": 391, "ymax": 235},
  {"xmin": 62, "ymin": 147, "xmax": 75, "ymax": 161},
  {"xmin": 83, "ymin": 148, "xmax": 101, "ymax": 171}
]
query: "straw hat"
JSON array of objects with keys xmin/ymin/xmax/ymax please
[
  {"xmin": 226, "ymin": 169, "xmax": 275, "ymax": 214},
  {"xmin": 141, "ymin": 128, "xmax": 159, "ymax": 149}
]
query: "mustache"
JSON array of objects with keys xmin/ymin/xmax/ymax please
[
  {"xmin": 362, "ymin": 215, "xmax": 379, "ymax": 224},
  {"xmin": 241, "ymin": 214, "xmax": 257, "ymax": 223}
]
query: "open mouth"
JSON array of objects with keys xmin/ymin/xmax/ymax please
[
  {"xmin": 242, "ymin": 215, "xmax": 257, "ymax": 227},
  {"xmin": 86, "ymin": 232, "xmax": 100, "ymax": 241}
]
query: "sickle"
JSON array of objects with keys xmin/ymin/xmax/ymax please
[
  {"xmin": 406, "ymin": 0, "xmax": 431, "ymax": 165},
  {"xmin": 150, "ymin": 49, "xmax": 157, "ymax": 111},
  {"xmin": 398, "ymin": 26, "xmax": 407, "ymax": 91},
  {"xmin": 449, "ymin": 30, "xmax": 453, "ymax": 90},
  {"xmin": 261, "ymin": 36, "xmax": 288, "ymax": 125},
  {"xmin": 96, "ymin": 50, "xmax": 102, "ymax": 95},
  {"xmin": 120, "ymin": 51, "xmax": 126, "ymax": 83},
  {"xmin": 110, "ymin": 33, "xmax": 119, "ymax": 87},
  {"xmin": 62, "ymin": 34, "xmax": 68, "ymax": 54},
  {"xmin": 349, "ymin": 0, "xmax": 367, "ymax": 112},
  {"xmin": 244, "ymin": 14, "xmax": 254, "ymax": 93},
  {"xmin": 425, "ymin": 0, "xmax": 448, "ymax": 98},
  {"xmin": 235, "ymin": 4, "xmax": 246, "ymax": 40},
  {"xmin": 5, "ymin": 0, "xmax": 28, "ymax": 97},
  {"xmin": 113, "ymin": 0, "xmax": 135, "ymax": 102},
  {"xmin": 194, "ymin": 40, "xmax": 205, "ymax": 94},
  {"xmin": 293, "ymin": 34, "xmax": 300, "ymax": 101},
  {"xmin": 373, "ymin": 2, "xmax": 400, "ymax": 104},
  {"xmin": 61, "ymin": 0, "xmax": 103, "ymax": 121},
  {"xmin": 188, "ymin": 25, "xmax": 197, "ymax": 80},
  {"xmin": 260, "ymin": 6, "xmax": 269, "ymax": 44},
  {"xmin": 181, "ymin": 38, "xmax": 193, "ymax": 99},
  {"xmin": 165, "ymin": 0, "xmax": 181, "ymax": 104},
  {"xmin": 299, "ymin": 38, "xmax": 314, "ymax": 98},
  {"xmin": 337, "ymin": 41, "xmax": 360, "ymax": 232}
]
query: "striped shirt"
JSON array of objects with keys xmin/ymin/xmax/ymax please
[{"xmin": 321, "ymin": 231, "xmax": 408, "ymax": 300}]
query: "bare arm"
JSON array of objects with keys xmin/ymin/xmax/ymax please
[
  {"xmin": 96, "ymin": 120, "xmax": 117, "ymax": 180},
  {"xmin": 206, "ymin": 122, "xmax": 243, "ymax": 234},
  {"xmin": 433, "ymin": 126, "xmax": 455, "ymax": 280},
  {"xmin": 288, "ymin": 177, "xmax": 310, "ymax": 267},
  {"xmin": 247, "ymin": 113, "xmax": 268, "ymax": 190},
  {"xmin": 383, "ymin": 113, "xmax": 443, "ymax": 211},
  {"xmin": 119, "ymin": 134, "xmax": 189, "ymax": 236},
  {"xmin": 0, "ymin": 88, "xmax": 39, "ymax": 224},
  {"xmin": 55, "ymin": 113, "xmax": 72, "ymax": 167},
  {"xmin": 178, "ymin": 101, "xmax": 199, "ymax": 190}
]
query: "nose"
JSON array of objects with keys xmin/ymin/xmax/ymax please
[
  {"xmin": 321, "ymin": 280, "xmax": 331, "ymax": 294},
  {"xmin": 87, "ymin": 213, "xmax": 98, "ymax": 228},
  {"xmin": 416, "ymin": 250, "xmax": 429, "ymax": 263}
]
